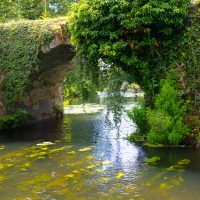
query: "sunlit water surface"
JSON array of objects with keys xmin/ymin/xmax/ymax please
[{"xmin": 0, "ymin": 93, "xmax": 200, "ymax": 200}]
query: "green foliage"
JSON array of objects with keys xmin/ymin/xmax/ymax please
[
  {"xmin": 0, "ymin": 18, "xmax": 68, "ymax": 111},
  {"xmin": 68, "ymin": 0, "xmax": 191, "ymax": 102},
  {"xmin": 0, "ymin": 109, "xmax": 29, "ymax": 130},
  {"xmin": 129, "ymin": 75, "xmax": 189, "ymax": 145},
  {"xmin": 155, "ymin": 76, "xmax": 187, "ymax": 118},
  {"xmin": 168, "ymin": 118, "xmax": 188, "ymax": 145},
  {"xmin": 177, "ymin": 3, "xmax": 200, "ymax": 131},
  {"xmin": 63, "ymin": 64, "xmax": 98, "ymax": 101},
  {"xmin": 0, "ymin": 0, "xmax": 21, "ymax": 22},
  {"xmin": 127, "ymin": 132, "xmax": 144, "ymax": 142},
  {"xmin": 127, "ymin": 98, "xmax": 150, "ymax": 135},
  {"xmin": 145, "ymin": 156, "xmax": 160, "ymax": 164},
  {"xmin": 52, "ymin": 104, "xmax": 62, "ymax": 115},
  {"xmin": 147, "ymin": 110, "xmax": 171, "ymax": 144},
  {"xmin": 18, "ymin": 0, "xmax": 44, "ymax": 20},
  {"xmin": 68, "ymin": 0, "xmax": 199, "ymax": 141},
  {"xmin": 103, "ymin": 67, "xmax": 126, "ymax": 127},
  {"xmin": 147, "ymin": 76, "xmax": 189, "ymax": 145},
  {"xmin": 0, "ymin": 0, "xmax": 78, "ymax": 22}
]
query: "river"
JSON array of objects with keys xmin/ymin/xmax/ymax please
[{"xmin": 0, "ymin": 93, "xmax": 200, "ymax": 200}]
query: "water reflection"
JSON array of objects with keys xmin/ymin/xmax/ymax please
[{"xmin": 0, "ymin": 93, "xmax": 200, "ymax": 199}]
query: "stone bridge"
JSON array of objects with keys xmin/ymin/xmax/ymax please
[{"xmin": 0, "ymin": 19, "xmax": 75, "ymax": 120}]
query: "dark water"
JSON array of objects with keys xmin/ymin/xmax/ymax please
[{"xmin": 0, "ymin": 93, "xmax": 200, "ymax": 200}]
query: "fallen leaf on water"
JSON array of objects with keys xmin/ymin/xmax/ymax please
[
  {"xmin": 72, "ymin": 170, "xmax": 80, "ymax": 174},
  {"xmin": 36, "ymin": 142, "xmax": 55, "ymax": 146},
  {"xmin": 41, "ymin": 147, "xmax": 49, "ymax": 151},
  {"xmin": 87, "ymin": 164, "xmax": 98, "ymax": 169},
  {"xmin": 101, "ymin": 160, "xmax": 111, "ymax": 165},
  {"xmin": 146, "ymin": 182, "xmax": 151, "ymax": 187},
  {"xmin": 29, "ymin": 152, "xmax": 48, "ymax": 158},
  {"xmin": 79, "ymin": 147, "xmax": 92, "ymax": 152},
  {"xmin": 71, "ymin": 161, "xmax": 84, "ymax": 166},
  {"xmin": 0, "ymin": 146, "xmax": 5, "ymax": 150},
  {"xmin": 177, "ymin": 159, "xmax": 190, "ymax": 165},
  {"xmin": 99, "ymin": 177, "xmax": 111, "ymax": 183},
  {"xmin": 66, "ymin": 146, "xmax": 73, "ymax": 149},
  {"xmin": 0, "ymin": 176, "xmax": 6, "ymax": 182},
  {"xmin": 65, "ymin": 174, "xmax": 74, "ymax": 179},
  {"xmin": 159, "ymin": 183, "xmax": 173, "ymax": 190},
  {"xmin": 67, "ymin": 151, "xmax": 76, "ymax": 154},
  {"xmin": 116, "ymin": 172, "xmax": 124, "ymax": 179},
  {"xmin": 86, "ymin": 155, "xmax": 93, "ymax": 160},
  {"xmin": 95, "ymin": 168, "xmax": 105, "ymax": 173},
  {"xmin": 24, "ymin": 162, "xmax": 31, "ymax": 167},
  {"xmin": 145, "ymin": 156, "xmax": 160, "ymax": 164},
  {"xmin": 172, "ymin": 176, "xmax": 184, "ymax": 186}
]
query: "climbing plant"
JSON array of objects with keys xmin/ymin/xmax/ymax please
[{"xmin": 0, "ymin": 18, "xmax": 68, "ymax": 111}]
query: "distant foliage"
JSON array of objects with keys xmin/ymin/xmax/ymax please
[
  {"xmin": 0, "ymin": 0, "xmax": 78, "ymax": 22},
  {"xmin": 63, "ymin": 64, "xmax": 98, "ymax": 101}
]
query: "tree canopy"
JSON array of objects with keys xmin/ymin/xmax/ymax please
[
  {"xmin": 0, "ymin": 0, "xmax": 78, "ymax": 22},
  {"xmin": 68, "ymin": 0, "xmax": 191, "ymax": 102},
  {"xmin": 67, "ymin": 0, "xmax": 200, "ymax": 145}
]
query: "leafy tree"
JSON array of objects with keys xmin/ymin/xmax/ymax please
[
  {"xmin": 0, "ymin": 0, "xmax": 78, "ymax": 21},
  {"xmin": 18, "ymin": 0, "xmax": 44, "ymax": 20},
  {"xmin": 0, "ymin": 0, "xmax": 20, "ymax": 22},
  {"xmin": 48, "ymin": 0, "xmax": 78, "ymax": 17},
  {"xmin": 68, "ymin": 0, "xmax": 191, "ymax": 106},
  {"xmin": 68, "ymin": 0, "xmax": 200, "ymax": 144}
]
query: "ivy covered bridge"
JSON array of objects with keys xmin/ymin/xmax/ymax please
[{"xmin": 0, "ymin": 18, "xmax": 74, "ymax": 120}]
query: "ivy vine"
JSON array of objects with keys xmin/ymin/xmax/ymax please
[{"xmin": 0, "ymin": 18, "xmax": 68, "ymax": 111}]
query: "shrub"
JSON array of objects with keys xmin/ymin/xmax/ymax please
[
  {"xmin": 0, "ymin": 109, "xmax": 29, "ymax": 130},
  {"xmin": 147, "ymin": 130, "xmax": 168, "ymax": 145},
  {"xmin": 127, "ymin": 98, "xmax": 150, "ymax": 135},
  {"xmin": 147, "ymin": 110, "xmax": 171, "ymax": 144},
  {"xmin": 146, "ymin": 76, "xmax": 189, "ymax": 145},
  {"xmin": 168, "ymin": 118, "xmax": 188, "ymax": 145}
]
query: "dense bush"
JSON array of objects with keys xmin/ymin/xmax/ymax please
[
  {"xmin": 0, "ymin": 109, "xmax": 29, "ymax": 130},
  {"xmin": 129, "ymin": 75, "xmax": 189, "ymax": 145},
  {"xmin": 127, "ymin": 98, "xmax": 150, "ymax": 136}
]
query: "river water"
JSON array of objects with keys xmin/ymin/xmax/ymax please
[{"xmin": 0, "ymin": 93, "xmax": 200, "ymax": 200}]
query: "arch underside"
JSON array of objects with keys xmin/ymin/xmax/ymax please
[{"xmin": 17, "ymin": 44, "xmax": 75, "ymax": 120}]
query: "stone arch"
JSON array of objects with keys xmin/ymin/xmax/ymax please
[
  {"xmin": 0, "ymin": 28, "xmax": 75, "ymax": 120},
  {"xmin": 19, "ymin": 35, "xmax": 75, "ymax": 120}
]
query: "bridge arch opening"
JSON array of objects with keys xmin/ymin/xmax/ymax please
[{"xmin": 20, "ymin": 42, "xmax": 75, "ymax": 120}]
